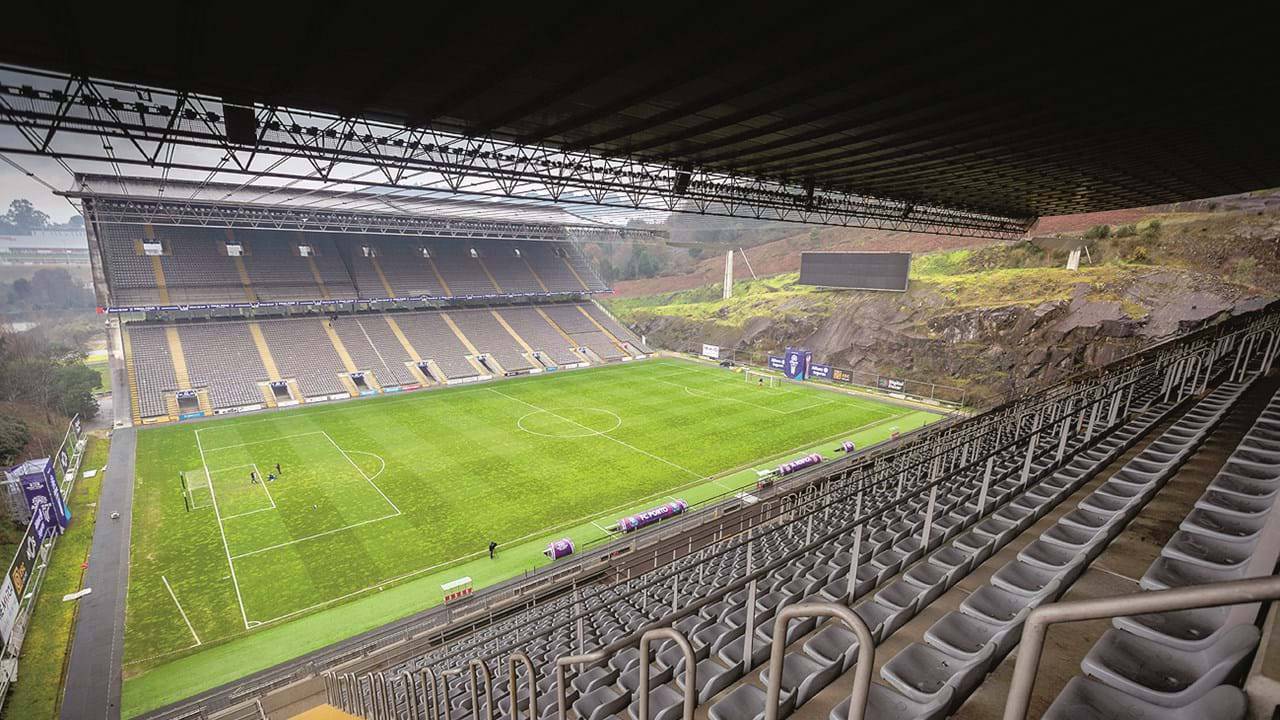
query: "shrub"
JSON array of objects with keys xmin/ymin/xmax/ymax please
[
  {"xmin": 1113, "ymin": 224, "xmax": 1137, "ymax": 238},
  {"xmin": 1083, "ymin": 224, "xmax": 1111, "ymax": 240}
]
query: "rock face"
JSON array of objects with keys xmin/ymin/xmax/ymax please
[{"xmin": 622, "ymin": 270, "xmax": 1269, "ymax": 407}]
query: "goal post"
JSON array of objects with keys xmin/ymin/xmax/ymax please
[
  {"xmin": 744, "ymin": 369, "xmax": 781, "ymax": 388},
  {"xmin": 182, "ymin": 469, "xmax": 212, "ymax": 511}
]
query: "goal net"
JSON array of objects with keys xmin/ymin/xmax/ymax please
[
  {"xmin": 744, "ymin": 370, "xmax": 781, "ymax": 388},
  {"xmin": 181, "ymin": 470, "xmax": 212, "ymax": 511}
]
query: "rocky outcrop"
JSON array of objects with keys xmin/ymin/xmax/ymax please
[{"xmin": 621, "ymin": 270, "xmax": 1269, "ymax": 408}]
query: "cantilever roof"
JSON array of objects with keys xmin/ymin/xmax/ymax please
[{"xmin": 5, "ymin": 6, "xmax": 1279, "ymax": 220}]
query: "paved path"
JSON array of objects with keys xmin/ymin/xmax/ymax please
[{"xmin": 61, "ymin": 427, "xmax": 136, "ymax": 720}]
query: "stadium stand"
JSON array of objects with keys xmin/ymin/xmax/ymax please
[
  {"xmin": 310, "ymin": 309, "xmax": 1278, "ymax": 720},
  {"xmin": 330, "ymin": 315, "xmax": 422, "ymax": 389},
  {"xmin": 496, "ymin": 307, "xmax": 586, "ymax": 367},
  {"xmin": 175, "ymin": 322, "xmax": 270, "ymax": 409},
  {"xmin": 447, "ymin": 308, "xmax": 536, "ymax": 373},
  {"xmin": 97, "ymin": 223, "xmax": 605, "ymax": 308},
  {"xmin": 582, "ymin": 303, "xmax": 652, "ymax": 354},
  {"xmin": 392, "ymin": 311, "xmax": 484, "ymax": 381},
  {"xmin": 257, "ymin": 319, "xmax": 349, "ymax": 398},
  {"xmin": 543, "ymin": 304, "xmax": 627, "ymax": 361},
  {"xmin": 123, "ymin": 324, "xmax": 178, "ymax": 419},
  {"xmin": 120, "ymin": 300, "xmax": 643, "ymax": 418}
]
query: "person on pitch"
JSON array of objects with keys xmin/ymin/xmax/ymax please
[{"xmin": 488, "ymin": 540, "xmax": 498, "ymax": 559}]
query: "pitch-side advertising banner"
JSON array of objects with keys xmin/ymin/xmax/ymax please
[{"xmin": 701, "ymin": 344, "xmax": 720, "ymax": 360}]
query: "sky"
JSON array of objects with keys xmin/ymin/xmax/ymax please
[{"xmin": 0, "ymin": 127, "xmax": 81, "ymax": 222}]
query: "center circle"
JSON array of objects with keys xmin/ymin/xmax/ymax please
[{"xmin": 517, "ymin": 408, "xmax": 622, "ymax": 438}]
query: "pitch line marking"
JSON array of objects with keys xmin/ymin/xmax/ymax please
[
  {"xmin": 323, "ymin": 432, "xmax": 401, "ymax": 515},
  {"xmin": 231, "ymin": 512, "xmax": 401, "ymax": 559},
  {"xmin": 343, "ymin": 449, "xmax": 387, "ymax": 481},
  {"xmin": 161, "ymin": 575, "xmax": 201, "ymax": 646},
  {"xmin": 200, "ymin": 430, "xmax": 326, "ymax": 452},
  {"xmin": 487, "ymin": 387, "xmax": 703, "ymax": 481},
  {"xmin": 194, "ymin": 429, "xmax": 251, "ymax": 629},
  {"xmin": 238, "ymin": 409, "xmax": 924, "ymax": 629},
  {"xmin": 516, "ymin": 408, "xmax": 623, "ymax": 438}
]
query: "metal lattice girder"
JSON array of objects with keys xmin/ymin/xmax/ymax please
[
  {"xmin": 0, "ymin": 65, "xmax": 1035, "ymax": 238},
  {"xmin": 78, "ymin": 195, "xmax": 666, "ymax": 243}
]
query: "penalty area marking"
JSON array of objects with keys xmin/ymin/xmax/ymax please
[
  {"xmin": 161, "ymin": 575, "xmax": 201, "ymax": 646},
  {"xmin": 517, "ymin": 408, "xmax": 623, "ymax": 438}
]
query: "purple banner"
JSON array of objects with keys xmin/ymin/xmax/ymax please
[
  {"xmin": 12, "ymin": 458, "xmax": 69, "ymax": 534},
  {"xmin": 776, "ymin": 453, "xmax": 823, "ymax": 476},
  {"xmin": 809, "ymin": 363, "xmax": 832, "ymax": 380},
  {"xmin": 783, "ymin": 347, "xmax": 812, "ymax": 380},
  {"xmin": 616, "ymin": 499, "xmax": 688, "ymax": 532},
  {"xmin": 767, "ymin": 355, "xmax": 785, "ymax": 370},
  {"xmin": 544, "ymin": 538, "xmax": 575, "ymax": 560}
]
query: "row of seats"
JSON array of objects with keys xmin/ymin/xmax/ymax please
[
  {"xmin": 343, "ymin": 377, "xmax": 1167, "ymax": 719},
  {"xmin": 861, "ymin": 375, "xmax": 1254, "ymax": 720},
  {"xmin": 125, "ymin": 303, "xmax": 645, "ymax": 416},
  {"xmin": 99, "ymin": 222, "xmax": 607, "ymax": 307},
  {"xmin": 704, "ymin": 384, "xmax": 1197, "ymax": 720},
  {"xmin": 1044, "ymin": 381, "xmax": 1280, "ymax": 720}
]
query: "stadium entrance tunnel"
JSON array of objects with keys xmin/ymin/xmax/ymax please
[{"xmin": 516, "ymin": 407, "xmax": 622, "ymax": 438}]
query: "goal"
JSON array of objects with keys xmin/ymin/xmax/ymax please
[
  {"xmin": 181, "ymin": 469, "xmax": 212, "ymax": 511},
  {"xmin": 744, "ymin": 370, "xmax": 781, "ymax": 388}
]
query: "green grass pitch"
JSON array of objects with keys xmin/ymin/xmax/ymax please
[{"xmin": 122, "ymin": 358, "xmax": 940, "ymax": 715}]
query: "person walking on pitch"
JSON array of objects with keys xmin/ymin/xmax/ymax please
[{"xmin": 488, "ymin": 540, "xmax": 498, "ymax": 559}]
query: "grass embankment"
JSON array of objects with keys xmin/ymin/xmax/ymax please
[
  {"xmin": 2, "ymin": 434, "xmax": 109, "ymax": 720},
  {"xmin": 609, "ymin": 248, "xmax": 1153, "ymax": 327}
]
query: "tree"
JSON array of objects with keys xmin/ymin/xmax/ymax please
[
  {"xmin": 51, "ymin": 363, "xmax": 100, "ymax": 420},
  {"xmin": 4, "ymin": 199, "xmax": 50, "ymax": 232},
  {"xmin": 0, "ymin": 415, "xmax": 30, "ymax": 465}
]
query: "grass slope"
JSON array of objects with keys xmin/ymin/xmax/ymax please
[
  {"xmin": 123, "ymin": 359, "xmax": 937, "ymax": 716},
  {"xmin": 4, "ymin": 435, "xmax": 109, "ymax": 720}
]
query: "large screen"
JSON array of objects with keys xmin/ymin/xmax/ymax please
[{"xmin": 797, "ymin": 251, "xmax": 911, "ymax": 291}]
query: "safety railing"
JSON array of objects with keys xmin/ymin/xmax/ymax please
[{"xmin": 1002, "ymin": 575, "xmax": 1280, "ymax": 720}]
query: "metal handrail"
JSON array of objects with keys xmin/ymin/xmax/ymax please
[
  {"xmin": 638, "ymin": 628, "xmax": 696, "ymax": 720},
  {"xmin": 763, "ymin": 603, "xmax": 875, "ymax": 720},
  {"xmin": 1002, "ymin": 575, "xmax": 1280, "ymax": 720},
  {"xmin": 507, "ymin": 652, "xmax": 537, "ymax": 720}
]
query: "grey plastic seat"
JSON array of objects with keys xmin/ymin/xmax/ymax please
[
  {"xmin": 990, "ymin": 560, "xmax": 1061, "ymax": 598},
  {"xmin": 573, "ymin": 685, "xmax": 628, "ymax": 720},
  {"xmin": 1160, "ymin": 531, "xmax": 1253, "ymax": 570},
  {"xmin": 1044, "ymin": 677, "xmax": 1246, "ymax": 720},
  {"xmin": 1112, "ymin": 605, "xmax": 1233, "ymax": 652},
  {"xmin": 758, "ymin": 651, "xmax": 841, "ymax": 706},
  {"xmin": 802, "ymin": 622, "xmax": 861, "ymax": 671},
  {"xmin": 708, "ymin": 682, "xmax": 792, "ymax": 720},
  {"xmin": 673, "ymin": 658, "xmax": 739, "ymax": 703},
  {"xmin": 828, "ymin": 682, "xmax": 953, "ymax": 720},
  {"xmin": 960, "ymin": 585, "xmax": 1038, "ymax": 626},
  {"xmin": 1196, "ymin": 489, "xmax": 1272, "ymax": 518},
  {"xmin": 1139, "ymin": 556, "xmax": 1248, "ymax": 591},
  {"xmin": 902, "ymin": 563, "xmax": 950, "ymax": 605},
  {"xmin": 881, "ymin": 641, "xmax": 995, "ymax": 711},
  {"xmin": 1081, "ymin": 624, "xmax": 1260, "ymax": 706},
  {"xmin": 925, "ymin": 609, "xmax": 1023, "ymax": 660},
  {"xmin": 624, "ymin": 681, "xmax": 684, "ymax": 720},
  {"xmin": 1180, "ymin": 508, "xmax": 1266, "ymax": 543},
  {"xmin": 853, "ymin": 600, "xmax": 912, "ymax": 643},
  {"xmin": 1017, "ymin": 540, "xmax": 1088, "ymax": 584}
]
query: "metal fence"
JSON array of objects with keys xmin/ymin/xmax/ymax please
[{"xmin": 0, "ymin": 415, "xmax": 87, "ymax": 713}]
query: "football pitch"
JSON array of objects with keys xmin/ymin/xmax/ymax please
[{"xmin": 123, "ymin": 358, "xmax": 940, "ymax": 713}]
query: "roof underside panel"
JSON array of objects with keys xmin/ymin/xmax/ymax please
[{"xmin": 2, "ymin": 5, "xmax": 1277, "ymax": 219}]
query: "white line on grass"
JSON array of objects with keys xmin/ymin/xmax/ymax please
[
  {"xmin": 486, "ymin": 387, "xmax": 704, "ymax": 480},
  {"xmin": 161, "ymin": 575, "xmax": 201, "ymax": 646},
  {"xmin": 242, "ymin": 410, "xmax": 921, "ymax": 628},
  {"xmin": 324, "ymin": 432, "xmax": 401, "ymax": 514},
  {"xmin": 193, "ymin": 429, "xmax": 252, "ymax": 630},
  {"xmin": 231, "ymin": 512, "xmax": 401, "ymax": 559},
  {"xmin": 200, "ymin": 430, "xmax": 327, "ymax": 452}
]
